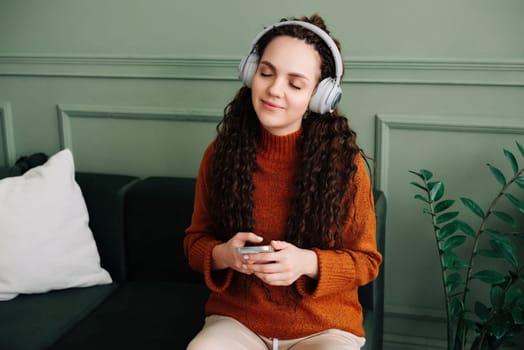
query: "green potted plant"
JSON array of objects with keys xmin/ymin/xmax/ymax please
[{"xmin": 409, "ymin": 141, "xmax": 524, "ymax": 349}]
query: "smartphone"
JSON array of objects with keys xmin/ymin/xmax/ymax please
[{"xmin": 236, "ymin": 245, "xmax": 275, "ymax": 254}]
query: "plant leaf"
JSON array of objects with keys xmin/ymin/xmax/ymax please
[
  {"xmin": 410, "ymin": 181, "xmax": 427, "ymax": 192},
  {"xmin": 429, "ymin": 181, "xmax": 444, "ymax": 201},
  {"xmin": 475, "ymin": 301, "xmax": 490, "ymax": 321},
  {"xmin": 490, "ymin": 313, "xmax": 512, "ymax": 339},
  {"xmin": 503, "ymin": 149, "xmax": 519, "ymax": 175},
  {"xmin": 408, "ymin": 170, "xmax": 425, "ymax": 180},
  {"xmin": 485, "ymin": 228, "xmax": 508, "ymax": 241},
  {"xmin": 490, "ymin": 285, "xmax": 505, "ymax": 310},
  {"xmin": 449, "ymin": 297, "xmax": 463, "ymax": 318},
  {"xmin": 437, "ymin": 221, "xmax": 459, "ymax": 240},
  {"xmin": 442, "ymin": 251, "xmax": 456, "ymax": 270},
  {"xmin": 492, "ymin": 211, "xmax": 517, "ymax": 228},
  {"xmin": 504, "ymin": 193, "xmax": 524, "ymax": 214},
  {"xmin": 447, "ymin": 272, "xmax": 463, "ymax": 283},
  {"xmin": 456, "ymin": 219, "xmax": 476, "ymax": 238},
  {"xmin": 517, "ymin": 141, "xmax": 524, "ymax": 158},
  {"xmin": 420, "ymin": 169, "xmax": 433, "ymax": 181},
  {"xmin": 446, "ymin": 272, "xmax": 465, "ymax": 293},
  {"xmin": 511, "ymin": 294, "xmax": 524, "ymax": 325},
  {"xmin": 490, "ymin": 239, "xmax": 518, "ymax": 268},
  {"xmin": 471, "ymin": 270, "xmax": 505, "ymax": 284},
  {"xmin": 410, "ymin": 169, "xmax": 433, "ymax": 181},
  {"xmin": 436, "ymin": 211, "xmax": 459, "ymax": 224},
  {"xmin": 434, "ymin": 199, "xmax": 455, "ymax": 213},
  {"xmin": 461, "ymin": 197, "xmax": 485, "ymax": 218},
  {"xmin": 443, "ymin": 251, "xmax": 467, "ymax": 270},
  {"xmin": 455, "ymin": 220, "xmax": 477, "ymax": 238},
  {"xmin": 516, "ymin": 176, "xmax": 524, "ymax": 190},
  {"xmin": 414, "ymin": 194, "xmax": 429, "ymax": 204},
  {"xmin": 442, "ymin": 235, "xmax": 467, "ymax": 251},
  {"xmin": 488, "ymin": 163, "xmax": 506, "ymax": 187},
  {"xmin": 504, "ymin": 287, "xmax": 524, "ymax": 309},
  {"xmin": 512, "ymin": 304, "xmax": 524, "ymax": 325}
]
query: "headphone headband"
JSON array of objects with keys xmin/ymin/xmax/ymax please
[{"xmin": 248, "ymin": 20, "xmax": 343, "ymax": 85}]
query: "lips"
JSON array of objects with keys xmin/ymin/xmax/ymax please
[{"xmin": 262, "ymin": 99, "xmax": 283, "ymax": 110}]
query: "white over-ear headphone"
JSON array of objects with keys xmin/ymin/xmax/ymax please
[{"xmin": 238, "ymin": 20, "xmax": 343, "ymax": 114}]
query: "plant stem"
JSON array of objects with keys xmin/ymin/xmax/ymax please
[
  {"xmin": 423, "ymin": 178, "xmax": 455, "ymax": 349},
  {"xmin": 460, "ymin": 167, "xmax": 524, "ymax": 349}
]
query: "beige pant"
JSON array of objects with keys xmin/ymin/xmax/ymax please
[{"xmin": 187, "ymin": 315, "xmax": 366, "ymax": 350}]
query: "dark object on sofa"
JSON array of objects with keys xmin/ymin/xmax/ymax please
[
  {"xmin": 13, "ymin": 152, "xmax": 49, "ymax": 175},
  {"xmin": 0, "ymin": 169, "xmax": 386, "ymax": 350}
]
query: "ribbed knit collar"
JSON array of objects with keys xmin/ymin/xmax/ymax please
[{"xmin": 257, "ymin": 127, "xmax": 302, "ymax": 162}]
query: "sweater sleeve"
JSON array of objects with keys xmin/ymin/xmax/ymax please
[
  {"xmin": 295, "ymin": 153, "xmax": 383, "ymax": 298},
  {"xmin": 183, "ymin": 142, "xmax": 234, "ymax": 292}
]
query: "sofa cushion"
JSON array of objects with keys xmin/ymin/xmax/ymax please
[
  {"xmin": 49, "ymin": 280, "xmax": 210, "ymax": 350},
  {"xmin": 0, "ymin": 283, "xmax": 117, "ymax": 350},
  {"xmin": 0, "ymin": 149, "xmax": 111, "ymax": 301},
  {"xmin": 124, "ymin": 177, "xmax": 202, "ymax": 283}
]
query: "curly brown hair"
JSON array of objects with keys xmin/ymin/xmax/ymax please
[{"xmin": 209, "ymin": 14, "xmax": 364, "ymax": 249}]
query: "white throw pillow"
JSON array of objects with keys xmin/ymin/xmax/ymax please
[{"xmin": 0, "ymin": 149, "xmax": 112, "ymax": 301}]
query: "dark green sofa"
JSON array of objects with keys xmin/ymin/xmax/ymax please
[{"xmin": 0, "ymin": 168, "xmax": 386, "ymax": 350}]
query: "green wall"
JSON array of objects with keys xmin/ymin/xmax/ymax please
[{"xmin": 1, "ymin": 1, "xmax": 523, "ymax": 348}]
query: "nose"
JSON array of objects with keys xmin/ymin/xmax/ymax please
[{"xmin": 267, "ymin": 77, "xmax": 285, "ymax": 98}]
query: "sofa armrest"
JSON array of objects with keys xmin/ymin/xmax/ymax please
[
  {"xmin": 359, "ymin": 189, "xmax": 387, "ymax": 350},
  {"xmin": 75, "ymin": 172, "xmax": 139, "ymax": 283}
]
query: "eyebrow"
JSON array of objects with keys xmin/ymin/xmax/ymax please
[{"xmin": 259, "ymin": 60, "xmax": 311, "ymax": 81}]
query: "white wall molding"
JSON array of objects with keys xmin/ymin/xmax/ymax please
[
  {"xmin": 2, "ymin": 55, "xmax": 524, "ymax": 86},
  {"xmin": 0, "ymin": 101, "xmax": 16, "ymax": 166},
  {"xmin": 56, "ymin": 104, "xmax": 222, "ymax": 151},
  {"xmin": 374, "ymin": 113, "xmax": 524, "ymax": 196}
]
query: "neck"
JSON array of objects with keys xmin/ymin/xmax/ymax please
[{"xmin": 258, "ymin": 127, "xmax": 302, "ymax": 162}]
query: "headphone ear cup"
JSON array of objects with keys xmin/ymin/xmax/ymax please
[
  {"xmin": 238, "ymin": 53, "xmax": 259, "ymax": 88},
  {"xmin": 309, "ymin": 78, "xmax": 341, "ymax": 114}
]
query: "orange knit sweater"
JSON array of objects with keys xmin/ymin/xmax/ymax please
[{"xmin": 184, "ymin": 127, "xmax": 382, "ymax": 339}]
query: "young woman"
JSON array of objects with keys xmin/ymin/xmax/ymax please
[{"xmin": 184, "ymin": 14, "xmax": 382, "ymax": 350}]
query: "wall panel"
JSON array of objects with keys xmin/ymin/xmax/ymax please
[
  {"xmin": 57, "ymin": 104, "xmax": 220, "ymax": 177},
  {"xmin": 376, "ymin": 113, "xmax": 524, "ymax": 349}
]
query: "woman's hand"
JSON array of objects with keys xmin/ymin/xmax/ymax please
[
  {"xmin": 242, "ymin": 240, "xmax": 319, "ymax": 286},
  {"xmin": 211, "ymin": 232, "xmax": 263, "ymax": 272}
]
